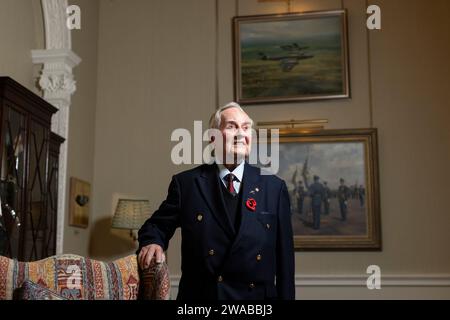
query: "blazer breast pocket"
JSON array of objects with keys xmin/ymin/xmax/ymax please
[{"xmin": 256, "ymin": 211, "xmax": 276, "ymax": 225}]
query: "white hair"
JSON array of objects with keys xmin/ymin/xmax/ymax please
[{"xmin": 208, "ymin": 102, "xmax": 254, "ymax": 129}]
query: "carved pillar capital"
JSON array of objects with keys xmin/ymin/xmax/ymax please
[{"xmin": 31, "ymin": 49, "xmax": 81, "ymax": 112}]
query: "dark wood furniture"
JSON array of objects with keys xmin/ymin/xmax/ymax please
[{"xmin": 0, "ymin": 77, "xmax": 64, "ymax": 261}]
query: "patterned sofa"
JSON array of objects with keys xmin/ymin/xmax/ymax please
[{"xmin": 0, "ymin": 254, "xmax": 170, "ymax": 300}]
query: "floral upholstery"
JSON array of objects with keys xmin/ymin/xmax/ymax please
[{"xmin": 0, "ymin": 254, "xmax": 170, "ymax": 300}]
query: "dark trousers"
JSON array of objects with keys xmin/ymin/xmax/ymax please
[
  {"xmin": 323, "ymin": 199, "xmax": 329, "ymax": 215},
  {"xmin": 312, "ymin": 204, "xmax": 321, "ymax": 229},
  {"xmin": 297, "ymin": 197, "xmax": 304, "ymax": 214},
  {"xmin": 339, "ymin": 201, "xmax": 347, "ymax": 221}
]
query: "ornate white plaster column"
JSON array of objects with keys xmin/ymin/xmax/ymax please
[{"xmin": 31, "ymin": 0, "xmax": 81, "ymax": 254}]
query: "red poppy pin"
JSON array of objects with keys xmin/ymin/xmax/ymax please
[{"xmin": 246, "ymin": 198, "xmax": 257, "ymax": 211}]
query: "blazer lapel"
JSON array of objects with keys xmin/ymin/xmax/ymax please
[
  {"xmin": 232, "ymin": 162, "xmax": 260, "ymax": 248},
  {"xmin": 195, "ymin": 164, "xmax": 235, "ymax": 239}
]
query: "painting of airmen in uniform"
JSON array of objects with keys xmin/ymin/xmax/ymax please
[
  {"xmin": 267, "ymin": 128, "xmax": 381, "ymax": 250},
  {"xmin": 280, "ymin": 142, "xmax": 366, "ymax": 235}
]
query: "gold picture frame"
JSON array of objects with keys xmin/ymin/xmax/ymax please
[
  {"xmin": 69, "ymin": 177, "xmax": 91, "ymax": 228},
  {"xmin": 273, "ymin": 128, "xmax": 381, "ymax": 250},
  {"xmin": 233, "ymin": 9, "xmax": 350, "ymax": 104}
]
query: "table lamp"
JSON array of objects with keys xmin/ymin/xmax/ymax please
[{"xmin": 111, "ymin": 199, "xmax": 151, "ymax": 241}]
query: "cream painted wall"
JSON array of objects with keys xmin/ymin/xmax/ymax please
[
  {"xmin": 368, "ymin": 0, "xmax": 450, "ymax": 274},
  {"xmin": 63, "ymin": 0, "xmax": 100, "ymax": 256},
  {"xmin": 0, "ymin": 0, "xmax": 44, "ymax": 93},
  {"xmin": 89, "ymin": 0, "xmax": 450, "ymax": 298},
  {"xmin": 90, "ymin": 0, "xmax": 215, "ymax": 260}
]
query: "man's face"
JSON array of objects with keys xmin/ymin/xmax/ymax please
[{"xmin": 218, "ymin": 107, "xmax": 252, "ymax": 164}]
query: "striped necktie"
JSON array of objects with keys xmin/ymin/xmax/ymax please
[{"xmin": 225, "ymin": 173, "xmax": 237, "ymax": 196}]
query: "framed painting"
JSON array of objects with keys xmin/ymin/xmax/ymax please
[
  {"xmin": 233, "ymin": 10, "xmax": 350, "ymax": 104},
  {"xmin": 265, "ymin": 128, "xmax": 381, "ymax": 250},
  {"xmin": 69, "ymin": 177, "xmax": 91, "ymax": 228}
]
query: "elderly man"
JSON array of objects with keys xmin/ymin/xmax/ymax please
[{"xmin": 137, "ymin": 102, "xmax": 295, "ymax": 300}]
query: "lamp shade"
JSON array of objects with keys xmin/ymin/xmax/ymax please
[{"xmin": 111, "ymin": 199, "xmax": 151, "ymax": 230}]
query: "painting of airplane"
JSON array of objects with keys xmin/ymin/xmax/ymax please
[
  {"xmin": 234, "ymin": 10, "xmax": 349, "ymax": 103},
  {"xmin": 258, "ymin": 44, "xmax": 314, "ymax": 72}
]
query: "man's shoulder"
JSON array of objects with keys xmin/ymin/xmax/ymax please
[
  {"xmin": 247, "ymin": 163, "xmax": 286, "ymax": 186},
  {"xmin": 172, "ymin": 163, "xmax": 213, "ymax": 180}
]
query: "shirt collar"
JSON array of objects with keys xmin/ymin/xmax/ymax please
[{"xmin": 216, "ymin": 161, "xmax": 245, "ymax": 182}]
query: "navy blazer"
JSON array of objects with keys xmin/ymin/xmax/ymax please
[{"xmin": 138, "ymin": 162, "xmax": 295, "ymax": 300}]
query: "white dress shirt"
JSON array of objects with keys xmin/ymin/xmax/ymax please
[{"xmin": 216, "ymin": 161, "xmax": 245, "ymax": 194}]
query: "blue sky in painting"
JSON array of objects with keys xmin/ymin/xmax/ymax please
[
  {"xmin": 241, "ymin": 16, "xmax": 341, "ymax": 44},
  {"xmin": 275, "ymin": 142, "xmax": 366, "ymax": 190}
]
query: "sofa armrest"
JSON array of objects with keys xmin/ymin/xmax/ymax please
[
  {"xmin": 139, "ymin": 260, "xmax": 170, "ymax": 300},
  {"xmin": 13, "ymin": 280, "xmax": 67, "ymax": 300}
]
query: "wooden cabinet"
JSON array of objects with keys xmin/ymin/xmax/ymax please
[{"xmin": 0, "ymin": 77, "xmax": 64, "ymax": 261}]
